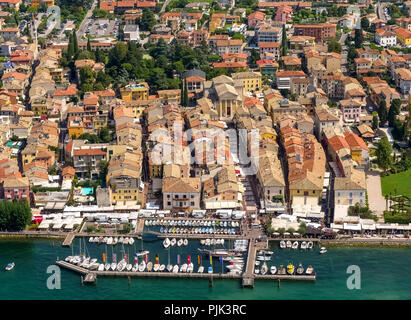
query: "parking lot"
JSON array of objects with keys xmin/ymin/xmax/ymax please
[{"xmin": 86, "ymin": 19, "xmax": 120, "ymax": 38}]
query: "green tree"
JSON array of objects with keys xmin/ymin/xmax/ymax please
[
  {"xmin": 183, "ymin": 79, "xmax": 189, "ymax": 107},
  {"xmin": 72, "ymin": 31, "xmax": 79, "ymax": 56},
  {"xmin": 372, "ymin": 111, "xmax": 379, "ymax": 130},
  {"xmin": 361, "ymin": 17, "xmax": 370, "ymax": 31},
  {"xmin": 281, "ymin": 25, "xmax": 287, "ymax": 56},
  {"xmin": 87, "ymin": 37, "xmax": 91, "ymax": 52},
  {"xmin": 354, "ymin": 28, "xmax": 363, "ymax": 49},
  {"xmin": 67, "ymin": 32, "xmax": 74, "ymax": 58},
  {"xmin": 378, "ymin": 100, "xmax": 388, "ymax": 127},
  {"xmin": 141, "ymin": 8, "xmax": 156, "ymax": 32},
  {"xmin": 388, "ymin": 98, "xmax": 401, "ymax": 127},
  {"xmin": 99, "ymin": 127, "xmax": 111, "ymax": 143},
  {"xmin": 376, "ymin": 136, "xmax": 393, "ymax": 173},
  {"xmin": 328, "ymin": 38, "xmax": 342, "ymax": 53}
]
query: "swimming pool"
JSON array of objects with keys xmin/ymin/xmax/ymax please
[{"xmin": 81, "ymin": 187, "xmax": 94, "ymax": 195}]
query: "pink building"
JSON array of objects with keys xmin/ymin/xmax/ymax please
[
  {"xmin": 248, "ymin": 11, "xmax": 265, "ymax": 28},
  {"xmin": 2, "ymin": 176, "xmax": 30, "ymax": 202},
  {"xmin": 340, "ymin": 99, "xmax": 362, "ymax": 123},
  {"xmin": 275, "ymin": 5, "xmax": 293, "ymax": 23}
]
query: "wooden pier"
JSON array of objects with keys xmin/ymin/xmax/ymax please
[{"xmin": 62, "ymin": 232, "xmax": 75, "ymax": 247}]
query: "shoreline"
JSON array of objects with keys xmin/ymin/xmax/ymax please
[{"xmin": 1, "ymin": 232, "xmax": 411, "ymax": 247}]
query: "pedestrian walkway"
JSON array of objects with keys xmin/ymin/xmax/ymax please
[{"xmin": 366, "ymin": 170, "xmax": 386, "ymax": 221}]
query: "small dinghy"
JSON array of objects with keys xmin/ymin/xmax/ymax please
[
  {"xmin": 307, "ymin": 241, "xmax": 313, "ymax": 249},
  {"xmin": 172, "ymin": 265, "xmax": 179, "ymax": 273},
  {"xmin": 292, "ymin": 241, "xmax": 299, "ymax": 249},
  {"xmin": 183, "ymin": 239, "xmax": 188, "ymax": 246},
  {"xmin": 98, "ymin": 264, "xmax": 105, "ymax": 271},
  {"xmin": 163, "ymin": 238, "xmax": 171, "ymax": 249},
  {"xmin": 296, "ymin": 263, "xmax": 304, "ymax": 275},
  {"xmin": 153, "ymin": 264, "xmax": 160, "ymax": 272},
  {"xmin": 300, "ymin": 241, "xmax": 307, "ymax": 250},
  {"xmin": 104, "ymin": 263, "xmax": 111, "ymax": 271},
  {"xmin": 286, "ymin": 241, "xmax": 292, "ymax": 248},
  {"xmin": 170, "ymin": 238, "xmax": 177, "ymax": 246},
  {"xmin": 261, "ymin": 262, "xmax": 268, "ymax": 275},
  {"xmin": 270, "ymin": 266, "xmax": 277, "ymax": 274},
  {"xmin": 146, "ymin": 261, "xmax": 153, "ymax": 272},
  {"xmin": 305, "ymin": 265, "xmax": 314, "ymax": 275},
  {"xmin": 177, "ymin": 239, "xmax": 183, "ymax": 247},
  {"xmin": 5, "ymin": 262, "xmax": 14, "ymax": 271},
  {"xmin": 132, "ymin": 264, "xmax": 138, "ymax": 272},
  {"xmin": 198, "ymin": 265, "xmax": 204, "ymax": 273},
  {"xmin": 128, "ymin": 237, "xmax": 134, "ymax": 245},
  {"xmin": 159, "ymin": 264, "xmax": 166, "ymax": 272},
  {"xmin": 320, "ymin": 247, "xmax": 327, "ymax": 254},
  {"xmin": 167, "ymin": 264, "xmax": 173, "ymax": 272},
  {"xmin": 126, "ymin": 264, "xmax": 133, "ymax": 271},
  {"xmin": 138, "ymin": 261, "xmax": 146, "ymax": 272}
]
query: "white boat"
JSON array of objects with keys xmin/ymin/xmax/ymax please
[
  {"xmin": 198, "ymin": 266, "xmax": 204, "ymax": 273},
  {"xmin": 153, "ymin": 264, "xmax": 160, "ymax": 272},
  {"xmin": 5, "ymin": 262, "xmax": 14, "ymax": 271},
  {"xmin": 113, "ymin": 237, "xmax": 118, "ymax": 245},
  {"xmin": 132, "ymin": 264, "xmax": 138, "ymax": 272},
  {"xmin": 205, "ymin": 239, "xmax": 211, "ymax": 246},
  {"xmin": 221, "ymin": 239, "xmax": 224, "ymax": 246},
  {"xmin": 257, "ymin": 256, "xmax": 271, "ymax": 261},
  {"xmin": 270, "ymin": 266, "xmax": 277, "ymax": 274},
  {"xmin": 159, "ymin": 264, "xmax": 166, "ymax": 272},
  {"xmin": 292, "ymin": 241, "xmax": 299, "ymax": 249},
  {"xmin": 261, "ymin": 262, "xmax": 268, "ymax": 275},
  {"xmin": 126, "ymin": 264, "xmax": 133, "ymax": 271},
  {"xmin": 320, "ymin": 247, "xmax": 327, "ymax": 254},
  {"xmin": 65, "ymin": 256, "xmax": 73, "ymax": 262},
  {"xmin": 129, "ymin": 238, "xmax": 134, "ymax": 245},
  {"xmin": 147, "ymin": 261, "xmax": 153, "ymax": 272},
  {"xmin": 117, "ymin": 260, "xmax": 126, "ymax": 272},
  {"xmin": 106, "ymin": 237, "xmax": 113, "ymax": 245},
  {"xmin": 98, "ymin": 264, "xmax": 105, "ymax": 271},
  {"xmin": 254, "ymin": 268, "xmax": 260, "ymax": 274},
  {"xmin": 172, "ymin": 265, "xmax": 179, "ymax": 273},
  {"xmin": 180, "ymin": 263, "xmax": 188, "ymax": 272},
  {"xmin": 123, "ymin": 238, "xmax": 129, "ymax": 245},
  {"xmin": 200, "ymin": 239, "xmax": 205, "ymax": 245},
  {"xmin": 255, "ymin": 261, "xmax": 260, "ymax": 266},
  {"xmin": 307, "ymin": 241, "xmax": 313, "ymax": 249},
  {"xmin": 183, "ymin": 239, "xmax": 188, "ymax": 246},
  {"xmin": 118, "ymin": 237, "xmax": 124, "ymax": 244},
  {"xmin": 136, "ymin": 250, "xmax": 149, "ymax": 257},
  {"xmin": 104, "ymin": 263, "xmax": 111, "ymax": 271},
  {"xmin": 170, "ymin": 238, "xmax": 177, "ymax": 246},
  {"xmin": 163, "ymin": 238, "xmax": 171, "ymax": 249},
  {"xmin": 111, "ymin": 263, "xmax": 117, "ymax": 271},
  {"xmin": 138, "ymin": 261, "xmax": 146, "ymax": 272},
  {"xmin": 305, "ymin": 265, "xmax": 314, "ymax": 275},
  {"xmin": 286, "ymin": 241, "xmax": 292, "ymax": 248},
  {"xmin": 177, "ymin": 239, "xmax": 183, "ymax": 247},
  {"xmin": 187, "ymin": 263, "xmax": 194, "ymax": 273},
  {"xmin": 88, "ymin": 237, "xmax": 94, "ymax": 243},
  {"xmin": 167, "ymin": 264, "xmax": 173, "ymax": 272},
  {"xmin": 300, "ymin": 241, "xmax": 307, "ymax": 250}
]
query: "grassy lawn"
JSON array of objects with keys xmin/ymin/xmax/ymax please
[{"xmin": 381, "ymin": 169, "xmax": 411, "ymax": 198}]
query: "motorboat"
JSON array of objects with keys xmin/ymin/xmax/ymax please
[
  {"xmin": 89, "ymin": 263, "xmax": 99, "ymax": 271},
  {"xmin": 205, "ymin": 239, "xmax": 211, "ymax": 246},
  {"xmin": 123, "ymin": 238, "xmax": 129, "ymax": 245},
  {"xmin": 110, "ymin": 263, "xmax": 117, "ymax": 271},
  {"xmin": 187, "ymin": 263, "xmax": 194, "ymax": 273},
  {"xmin": 305, "ymin": 265, "xmax": 314, "ymax": 275},
  {"xmin": 5, "ymin": 262, "xmax": 14, "ymax": 271},
  {"xmin": 172, "ymin": 265, "xmax": 179, "ymax": 273},
  {"xmin": 136, "ymin": 250, "xmax": 150, "ymax": 257},
  {"xmin": 320, "ymin": 247, "xmax": 327, "ymax": 254},
  {"xmin": 183, "ymin": 239, "xmax": 188, "ymax": 246},
  {"xmin": 307, "ymin": 241, "xmax": 313, "ymax": 250},
  {"xmin": 296, "ymin": 263, "xmax": 304, "ymax": 275},
  {"xmin": 300, "ymin": 241, "xmax": 307, "ymax": 250},
  {"xmin": 98, "ymin": 264, "xmax": 105, "ymax": 271},
  {"xmin": 159, "ymin": 264, "xmax": 166, "ymax": 272},
  {"xmin": 88, "ymin": 237, "xmax": 94, "ymax": 243},
  {"xmin": 259, "ymin": 250, "xmax": 273, "ymax": 256},
  {"xmin": 255, "ymin": 261, "xmax": 260, "ymax": 266},
  {"xmin": 177, "ymin": 239, "xmax": 183, "ymax": 247},
  {"xmin": 126, "ymin": 264, "xmax": 132, "ymax": 271},
  {"xmin": 138, "ymin": 261, "xmax": 146, "ymax": 272},
  {"xmin": 200, "ymin": 239, "xmax": 205, "ymax": 245},
  {"xmin": 65, "ymin": 256, "xmax": 73, "ymax": 262},
  {"xmin": 254, "ymin": 268, "xmax": 260, "ymax": 274},
  {"xmin": 129, "ymin": 237, "xmax": 135, "ymax": 245},
  {"xmin": 286, "ymin": 241, "xmax": 292, "ymax": 248},
  {"xmin": 198, "ymin": 266, "xmax": 204, "ymax": 273},
  {"xmin": 256, "ymin": 256, "xmax": 271, "ymax": 261},
  {"xmin": 106, "ymin": 237, "xmax": 113, "ymax": 245},
  {"xmin": 170, "ymin": 238, "xmax": 177, "ymax": 246},
  {"xmin": 270, "ymin": 266, "xmax": 277, "ymax": 274},
  {"xmin": 279, "ymin": 240, "xmax": 286, "ymax": 249},
  {"xmin": 153, "ymin": 264, "xmax": 160, "ymax": 272},
  {"xmin": 261, "ymin": 262, "xmax": 268, "ymax": 275},
  {"xmin": 163, "ymin": 238, "xmax": 171, "ymax": 249},
  {"xmin": 292, "ymin": 241, "xmax": 299, "ymax": 250},
  {"xmin": 117, "ymin": 260, "xmax": 127, "ymax": 272},
  {"xmin": 278, "ymin": 265, "xmax": 286, "ymax": 275},
  {"xmin": 286, "ymin": 263, "xmax": 295, "ymax": 275},
  {"xmin": 104, "ymin": 263, "xmax": 111, "ymax": 271},
  {"xmin": 167, "ymin": 264, "xmax": 173, "ymax": 272},
  {"xmin": 180, "ymin": 263, "xmax": 188, "ymax": 272},
  {"xmin": 147, "ymin": 261, "xmax": 153, "ymax": 272},
  {"xmin": 118, "ymin": 237, "xmax": 124, "ymax": 244}
]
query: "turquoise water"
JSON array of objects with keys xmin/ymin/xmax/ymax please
[
  {"xmin": 81, "ymin": 188, "xmax": 94, "ymax": 195},
  {"xmin": 0, "ymin": 238, "xmax": 411, "ymax": 300}
]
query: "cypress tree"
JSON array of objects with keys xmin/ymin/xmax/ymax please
[
  {"xmin": 184, "ymin": 80, "xmax": 189, "ymax": 107},
  {"xmin": 281, "ymin": 25, "xmax": 287, "ymax": 56},
  {"xmin": 180, "ymin": 79, "xmax": 184, "ymax": 106},
  {"xmin": 378, "ymin": 100, "xmax": 388, "ymax": 127},
  {"xmin": 67, "ymin": 32, "xmax": 74, "ymax": 59},
  {"xmin": 73, "ymin": 31, "xmax": 79, "ymax": 55},
  {"xmin": 87, "ymin": 37, "xmax": 91, "ymax": 52}
]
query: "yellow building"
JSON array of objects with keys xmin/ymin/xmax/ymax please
[
  {"xmin": 68, "ymin": 119, "xmax": 84, "ymax": 138},
  {"xmin": 106, "ymin": 145, "xmax": 128, "ymax": 161},
  {"xmin": 232, "ymin": 71, "xmax": 262, "ymax": 93},
  {"xmin": 120, "ymin": 82, "xmax": 149, "ymax": 101},
  {"xmin": 396, "ymin": 28, "xmax": 411, "ymax": 46},
  {"xmin": 107, "ymin": 168, "xmax": 143, "ymax": 205},
  {"xmin": 32, "ymin": 0, "xmax": 55, "ymax": 7}
]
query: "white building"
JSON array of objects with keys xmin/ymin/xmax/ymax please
[
  {"xmin": 375, "ymin": 29, "xmax": 397, "ymax": 47},
  {"xmin": 123, "ymin": 24, "xmax": 140, "ymax": 43}
]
